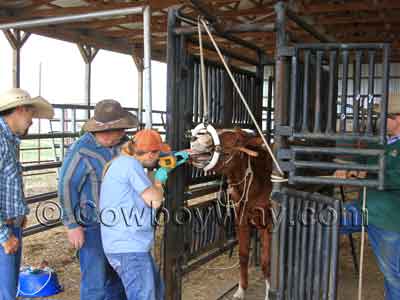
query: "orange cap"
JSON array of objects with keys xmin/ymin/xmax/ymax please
[{"xmin": 133, "ymin": 129, "xmax": 171, "ymax": 152}]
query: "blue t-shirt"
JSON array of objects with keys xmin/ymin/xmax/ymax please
[{"xmin": 100, "ymin": 155, "xmax": 154, "ymax": 253}]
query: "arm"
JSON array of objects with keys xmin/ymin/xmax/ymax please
[
  {"xmin": 0, "ymin": 142, "xmax": 19, "ymax": 254},
  {"xmin": 58, "ymin": 151, "xmax": 88, "ymax": 249},
  {"xmin": 127, "ymin": 163, "xmax": 165, "ymax": 209}
]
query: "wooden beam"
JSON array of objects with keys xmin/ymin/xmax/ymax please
[
  {"xmin": 21, "ymin": 0, "xmax": 180, "ymax": 18},
  {"xmin": 303, "ymin": 0, "xmax": 400, "ymax": 15}
]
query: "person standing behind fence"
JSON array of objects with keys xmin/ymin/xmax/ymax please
[
  {"xmin": 100, "ymin": 129, "xmax": 172, "ymax": 300},
  {"xmin": 336, "ymin": 100, "xmax": 400, "ymax": 300},
  {"xmin": 0, "ymin": 88, "xmax": 54, "ymax": 300},
  {"xmin": 58, "ymin": 99, "xmax": 137, "ymax": 300}
]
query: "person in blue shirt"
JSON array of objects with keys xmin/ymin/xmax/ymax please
[
  {"xmin": 100, "ymin": 129, "xmax": 171, "ymax": 300},
  {"xmin": 58, "ymin": 99, "xmax": 137, "ymax": 300},
  {"xmin": 0, "ymin": 88, "xmax": 54, "ymax": 300}
]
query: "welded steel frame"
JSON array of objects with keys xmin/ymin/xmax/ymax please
[{"xmin": 165, "ymin": 8, "xmax": 269, "ymax": 300}]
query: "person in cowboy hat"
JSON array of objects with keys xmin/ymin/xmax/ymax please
[
  {"xmin": 99, "ymin": 129, "xmax": 173, "ymax": 300},
  {"xmin": 0, "ymin": 88, "xmax": 54, "ymax": 300},
  {"xmin": 336, "ymin": 99, "xmax": 400, "ymax": 300},
  {"xmin": 58, "ymin": 99, "xmax": 137, "ymax": 300}
]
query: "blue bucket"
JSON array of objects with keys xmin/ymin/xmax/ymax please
[{"xmin": 17, "ymin": 267, "xmax": 62, "ymax": 298}]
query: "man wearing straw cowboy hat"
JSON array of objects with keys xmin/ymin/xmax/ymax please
[
  {"xmin": 0, "ymin": 88, "xmax": 54, "ymax": 300},
  {"xmin": 336, "ymin": 99, "xmax": 400, "ymax": 300},
  {"xmin": 59, "ymin": 99, "xmax": 137, "ymax": 300}
]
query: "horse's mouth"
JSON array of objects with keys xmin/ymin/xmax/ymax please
[{"xmin": 189, "ymin": 151, "xmax": 213, "ymax": 168}]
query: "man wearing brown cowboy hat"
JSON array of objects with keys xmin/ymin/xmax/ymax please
[
  {"xmin": 59, "ymin": 99, "xmax": 137, "ymax": 300},
  {"xmin": 0, "ymin": 88, "xmax": 54, "ymax": 300}
]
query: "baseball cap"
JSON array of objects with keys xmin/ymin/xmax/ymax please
[{"xmin": 133, "ymin": 129, "xmax": 171, "ymax": 152}]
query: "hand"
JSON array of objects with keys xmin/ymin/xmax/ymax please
[
  {"xmin": 154, "ymin": 167, "xmax": 169, "ymax": 184},
  {"xmin": 21, "ymin": 216, "xmax": 28, "ymax": 229},
  {"xmin": 334, "ymin": 170, "xmax": 348, "ymax": 179},
  {"xmin": 67, "ymin": 227, "xmax": 85, "ymax": 249},
  {"xmin": 1, "ymin": 234, "xmax": 19, "ymax": 254}
]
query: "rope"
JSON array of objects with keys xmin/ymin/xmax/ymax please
[
  {"xmin": 197, "ymin": 18, "xmax": 209, "ymax": 122},
  {"xmin": 358, "ymin": 186, "xmax": 367, "ymax": 300},
  {"xmin": 197, "ymin": 18, "xmax": 286, "ymax": 179}
]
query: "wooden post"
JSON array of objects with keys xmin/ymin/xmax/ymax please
[
  {"xmin": 3, "ymin": 29, "xmax": 30, "ymax": 88},
  {"xmin": 78, "ymin": 44, "xmax": 98, "ymax": 119}
]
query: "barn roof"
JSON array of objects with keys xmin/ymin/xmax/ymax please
[{"xmin": 1, "ymin": 0, "xmax": 399, "ymax": 64}]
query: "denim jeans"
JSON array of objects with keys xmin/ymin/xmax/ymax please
[
  {"xmin": 368, "ymin": 224, "xmax": 400, "ymax": 300},
  {"xmin": 79, "ymin": 224, "xmax": 127, "ymax": 300},
  {"xmin": 0, "ymin": 225, "xmax": 22, "ymax": 300},
  {"xmin": 106, "ymin": 252, "xmax": 164, "ymax": 300}
]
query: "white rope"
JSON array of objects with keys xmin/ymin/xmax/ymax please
[
  {"xmin": 198, "ymin": 18, "xmax": 285, "ymax": 179},
  {"xmin": 197, "ymin": 18, "xmax": 209, "ymax": 122},
  {"xmin": 358, "ymin": 186, "xmax": 367, "ymax": 300}
]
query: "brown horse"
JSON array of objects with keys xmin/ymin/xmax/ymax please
[{"xmin": 190, "ymin": 128, "xmax": 273, "ymax": 300}]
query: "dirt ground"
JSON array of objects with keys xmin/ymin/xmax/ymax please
[
  {"xmin": 19, "ymin": 224, "xmax": 384, "ymax": 300},
  {"xmin": 19, "ymin": 176, "xmax": 384, "ymax": 299}
]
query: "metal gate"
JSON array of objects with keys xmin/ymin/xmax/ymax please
[{"xmin": 272, "ymin": 40, "xmax": 390, "ymax": 300}]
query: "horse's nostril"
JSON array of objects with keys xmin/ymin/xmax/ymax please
[{"xmin": 190, "ymin": 136, "xmax": 197, "ymax": 142}]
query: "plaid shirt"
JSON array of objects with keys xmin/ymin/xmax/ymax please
[
  {"xmin": 58, "ymin": 133, "xmax": 120, "ymax": 229},
  {"xmin": 0, "ymin": 117, "xmax": 28, "ymax": 244}
]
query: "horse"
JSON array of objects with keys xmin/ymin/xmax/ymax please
[{"xmin": 190, "ymin": 127, "xmax": 273, "ymax": 300}]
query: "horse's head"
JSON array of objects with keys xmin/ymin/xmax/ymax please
[{"xmin": 190, "ymin": 126, "xmax": 263, "ymax": 174}]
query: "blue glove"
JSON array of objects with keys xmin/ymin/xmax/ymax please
[{"xmin": 154, "ymin": 167, "xmax": 169, "ymax": 184}]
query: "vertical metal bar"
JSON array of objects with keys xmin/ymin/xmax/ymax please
[
  {"xmin": 286, "ymin": 195, "xmax": 295, "ymax": 300},
  {"xmin": 137, "ymin": 66, "xmax": 144, "ymax": 128},
  {"xmin": 321, "ymin": 209, "xmax": 331, "ymax": 300},
  {"xmin": 277, "ymin": 194, "xmax": 288, "ymax": 300},
  {"xmin": 212, "ymin": 67, "xmax": 217, "ymax": 123},
  {"xmin": 312, "ymin": 202, "xmax": 323, "ymax": 300},
  {"xmin": 272, "ymin": 1, "xmax": 289, "ymax": 296},
  {"xmin": 340, "ymin": 50, "xmax": 349, "ymax": 133},
  {"xmin": 306, "ymin": 201, "xmax": 317, "ymax": 300},
  {"xmin": 326, "ymin": 51, "xmax": 337, "ymax": 134},
  {"xmin": 380, "ymin": 45, "xmax": 390, "ymax": 143},
  {"xmin": 314, "ymin": 51, "xmax": 323, "ymax": 133},
  {"xmin": 293, "ymin": 198, "xmax": 302, "ymax": 299},
  {"xmin": 328, "ymin": 200, "xmax": 340, "ymax": 300},
  {"xmin": 301, "ymin": 50, "xmax": 311, "ymax": 132},
  {"xmin": 60, "ymin": 109, "xmax": 65, "ymax": 160},
  {"xmin": 267, "ymin": 76, "xmax": 273, "ymax": 139},
  {"xmin": 298, "ymin": 200, "xmax": 308, "ymax": 300},
  {"xmin": 366, "ymin": 51, "xmax": 375, "ymax": 135},
  {"xmin": 72, "ymin": 108, "xmax": 77, "ymax": 134},
  {"xmin": 289, "ymin": 52, "xmax": 298, "ymax": 130},
  {"xmin": 165, "ymin": 9, "xmax": 185, "ymax": 300},
  {"xmin": 353, "ymin": 51, "xmax": 362, "ymax": 133},
  {"xmin": 143, "ymin": 5, "xmax": 153, "ymax": 128}
]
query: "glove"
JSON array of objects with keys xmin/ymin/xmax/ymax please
[
  {"xmin": 174, "ymin": 151, "xmax": 190, "ymax": 166},
  {"xmin": 154, "ymin": 167, "xmax": 169, "ymax": 184}
]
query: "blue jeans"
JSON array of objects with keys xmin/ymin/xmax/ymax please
[
  {"xmin": 0, "ymin": 225, "xmax": 22, "ymax": 300},
  {"xmin": 106, "ymin": 252, "xmax": 164, "ymax": 300},
  {"xmin": 368, "ymin": 224, "xmax": 400, "ymax": 300},
  {"xmin": 79, "ymin": 225, "xmax": 126, "ymax": 300}
]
